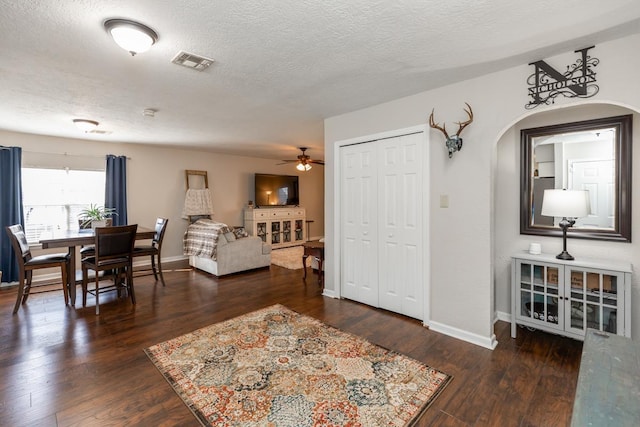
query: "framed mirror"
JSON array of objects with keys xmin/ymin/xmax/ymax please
[{"xmin": 520, "ymin": 114, "xmax": 632, "ymax": 242}]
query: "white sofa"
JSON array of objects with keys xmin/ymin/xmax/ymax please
[{"xmin": 189, "ymin": 231, "xmax": 271, "ymax": 276}]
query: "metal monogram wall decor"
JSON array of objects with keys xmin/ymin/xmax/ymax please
[{"xmin": 525, "ymin": 46, "xmax": 599, "ymax": 109}]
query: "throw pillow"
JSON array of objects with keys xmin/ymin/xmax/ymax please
[{"xmin": 232, "ymin": 227, "xmax": 249, "ymax": 239}]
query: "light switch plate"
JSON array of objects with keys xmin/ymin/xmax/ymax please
[{"xmin": 440, "ymin": 194, "xmax": 449, "ymax": 208}]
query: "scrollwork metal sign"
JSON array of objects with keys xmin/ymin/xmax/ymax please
[{"xmin": 525, "ymin": 46, "xmax": 599, "ymax": 109}]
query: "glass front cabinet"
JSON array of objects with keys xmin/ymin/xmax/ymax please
[
  {"xmin": 244, "ymin": 207, "xmax": 306, "ymax": 249},
  {"xmin": 511, "ymin": 253, "xmax": 631, "ymax": 340}
]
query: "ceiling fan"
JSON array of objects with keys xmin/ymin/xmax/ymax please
[{"xmin": 279, "ymin": 147, "xmax": 325, "ymax": 171}]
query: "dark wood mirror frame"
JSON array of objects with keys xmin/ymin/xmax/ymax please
[{"xmin": 520, "ymin": 114, "xmax": 632, "ymax": 242}]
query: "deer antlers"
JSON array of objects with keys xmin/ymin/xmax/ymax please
[
  {"xmin": 428, "ymin": 103, "xmax": 474, "ymax": 158},
  {"xmin": 429, "ymin": 102, "xmax": 473, "ymax": 139}
]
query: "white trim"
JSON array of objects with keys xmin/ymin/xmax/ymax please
[
  {"xmin": 133, "ymin": 254, "xmax": 186, "ymax": 268},
  {"xmin": 429, "ymin": 320, "xmax": 498, "ymax": 350},
  {"xmin": 495, "ymin": 310, "xmax": 511, "ymax": 323},
  {"xmin": 332, "ymin": 124, "xmax": 430, "ymax": 321},
  {"xmin": 322, "ymin": 289, "xmax": 338, "ymax": 298},
  {"xmin": 1, "ymin": 255, "xmax": 189, "ymax": 287}
]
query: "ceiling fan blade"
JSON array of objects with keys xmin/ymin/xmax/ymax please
[
  {"xmin": 309, "ymin": 160, "xmax": 325, "ymax": 165},
  {"xmin": 278, "ymin": 160, "xmax": 298, "ymax": 163}
]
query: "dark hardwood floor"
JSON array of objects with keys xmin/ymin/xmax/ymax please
[{"xmin": 0, "ymin": 260, "xmax": 582, "ymax": 426}]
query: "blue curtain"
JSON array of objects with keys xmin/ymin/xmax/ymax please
[
  {"xmin": 0, "ymin": 146, "xmax": 24, "ymax": 282},
  {"xmin": 105, "ymin": 155, "xmax": 127, "ymax": 226}
]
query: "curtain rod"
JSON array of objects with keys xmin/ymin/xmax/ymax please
[
  {"xmin": 1, "ymin": 146, "xmax": 130, "ymax": 159},
  {"xmin": 21, "ymin": 150, "xmax": 131, "ymax": 160}
]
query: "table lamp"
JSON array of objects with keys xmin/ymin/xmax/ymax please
[{"xmin": 541, "ymin": 189, "xmax": 590, "ymax": 260}]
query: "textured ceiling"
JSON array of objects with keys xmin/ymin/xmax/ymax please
[{"xmin": 1, "ymin": 0, "xmax": 639, "ymax": 161}]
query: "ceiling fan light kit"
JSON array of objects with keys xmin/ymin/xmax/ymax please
[
  {"xmin": 280, "ymin": 147, "xmax": 325, "ymax": 172},
  {"xmin": 104, "ymin": 18, "xmax": 158, "ymax": 56}
]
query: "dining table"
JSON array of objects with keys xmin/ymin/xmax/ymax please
[{"xmin": 39, "ymin": 226, "xmax": 154, "ymax": 306}]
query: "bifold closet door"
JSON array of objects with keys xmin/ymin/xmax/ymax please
[
  {"xmin": 340, "ymin": 132, "xmax": 424, "ymax": 320},
  {"xmin": 340, "ymin": 143, "xmax": 379, "ymax": 307},
  {"xmin": 377, "ymin": 133, "xmax": 423, "ymax": 319}
]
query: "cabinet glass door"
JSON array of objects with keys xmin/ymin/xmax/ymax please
[
  {"xmin": 256, "ymin": 222, "xmax": 268, "ymax": 242},
  {"xmin": 294, "ymin": 219, "xmax": 304, "ymax": 242},
  {"xmin": 282, "ymin": 220, "xmax": 292, "ymax": 243},
  {"xmin": 566, "ymin": 269, "xmax": 620, "ymax": 335},
  {"xmin": 517, "ymin": 262, "xmax": 562, "ymax": 330},
  {"xmin": 271, "ymin": 221, "xmax": 281, "ymax": 244}
]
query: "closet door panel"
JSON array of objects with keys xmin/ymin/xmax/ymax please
[
  {"xmin": 340, "ymin": 144, "xmax": 378, "ymax": 306},
  {"xmin": 378, "ymin": 134, "xmax": 423, "ymax": 319},
  {"xmin": 379, "ymin": 143, "xmax": 402, "ymax": 312}
]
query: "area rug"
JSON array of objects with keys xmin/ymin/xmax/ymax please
[
  {"xmin": 270, "ymin": 245, "xmax": 311, "ymax": 270},
  {"xmin": 145, "ymin": 304, "xmax": 451, "ymax": 426}
]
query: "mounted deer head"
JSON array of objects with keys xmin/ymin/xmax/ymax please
[{"xmin": 429, "ymin": 103, "xmax": 474, "ymax": 158}]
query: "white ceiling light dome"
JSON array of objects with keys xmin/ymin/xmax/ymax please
[
  {"xmin": 73, "ymin": 119, "xmax": 99, "ymax": 132},
  {"xmin": 104, "ymin": 19, "xmax": 158, "ymax": 56}
]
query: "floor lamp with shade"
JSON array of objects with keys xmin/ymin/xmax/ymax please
[{"xmin": 541, "ymin": 189, "xmax": 590, "ymax": 261}]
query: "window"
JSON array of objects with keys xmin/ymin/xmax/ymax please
[{"xmin": 22, "ymin": 168, "xmax": 105, "ymax": 244}]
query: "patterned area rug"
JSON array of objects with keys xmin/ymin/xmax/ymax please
[
  {"xmin": 270, "ymin": 246, "xmax": 311, "ymax": 270},
  {"xmin": 145, "ymin": 305, "xmax": 451, "ymax": 426}
]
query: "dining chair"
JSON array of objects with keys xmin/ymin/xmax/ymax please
[
  {"xmin": 81, "ymin": 224, "xmax": 137, "ymax": 315},
  {"xmin": 133, "ymin": 218, "xmax": 168, "ymax": 286},
  {"xmin": 5, "ymin": 224, "xmax": 71, "ymax": 314}
]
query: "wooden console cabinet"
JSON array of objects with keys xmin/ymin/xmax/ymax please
[
  {"xmin": 511, "ymin": 252, "xmax": 632, "ymax": 340},
  {"xmin": 244, "ymin": 207, "xmax": 305, "ymax": 249}
]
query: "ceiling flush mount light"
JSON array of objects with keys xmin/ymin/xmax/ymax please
[
  {"xmin": 104, "ymin": 19, "xmax": 158, "ymax": 56},
  {"xmin": 73, "ymin": 119, "xmax": 99, "ymax": 132}
]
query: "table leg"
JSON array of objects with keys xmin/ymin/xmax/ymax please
[
  {"xmin": 67, "ymin": 245, "xmax": 77, "ymax": 306},
  {"xmin": 317, "ymin": 257, "xmax": 323, "ymax": 286},
  {"xmin": 302, "ymin": 254, "xmax": 309, "ymax": 279}
]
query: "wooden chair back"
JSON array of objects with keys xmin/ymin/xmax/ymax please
[
  {"xmin": 94, "ymin": 224, "xmax": 137, "ymax": 266},
  {"xmin": 6, "ymin": 224, "xmax": 32, "ymax": 263}
]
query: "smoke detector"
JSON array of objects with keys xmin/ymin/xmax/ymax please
[{"xmin": 171, "ymin": 51, "xmax": 214, "ymax": 71}]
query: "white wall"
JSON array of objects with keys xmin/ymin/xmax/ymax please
[
  {"xmin": 1, "ymin": 130, "xmax": 324, "ymax": 272},
  {"xmin": 325, "ymin": 33, "xmax": 640, "ymax": 346}
]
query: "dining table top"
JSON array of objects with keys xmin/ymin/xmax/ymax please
[{"xmin": 40, "ymin": 226, "xmax": 155, "ymax": 249}]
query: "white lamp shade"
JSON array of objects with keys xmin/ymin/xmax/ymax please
[
  {"xmin": 296, "ymin": 162, "xmax": 312, "ymax": 171},
  {"xmin": 541, "ymin": 189, "xmax": 590, "ymax": 218}
]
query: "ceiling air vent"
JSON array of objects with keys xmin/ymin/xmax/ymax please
[{"xmin": 171, "ymin": 51, "xmax": 214, "ymax": 71}]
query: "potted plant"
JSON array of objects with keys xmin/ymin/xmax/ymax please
[{"xmin": 78, "ymin": 204, "xmax": 117, "ymax": 229}]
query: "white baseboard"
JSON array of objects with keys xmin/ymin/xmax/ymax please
[
  {"xmin": 495, "ymin": 311, "xmax": 512, "ymax": 323},
  {"xmin": 322, "ymin": 289, "xmax": 338, "ymax": 298},
  {"xmin": 133, "ymin": 255, "xmax": 187, "ymax": 268},
  {"xmin": 0, "ymin": 256, "xmax": 190, "ymax": 287},
  {"xmin": 429, "ymin": 320, "xmax": 498, "ymax": 350}
]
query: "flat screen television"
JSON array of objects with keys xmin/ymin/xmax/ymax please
[{"xmin": 254, "ymin": 173, "xmax": 299, "ymax": 207}]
